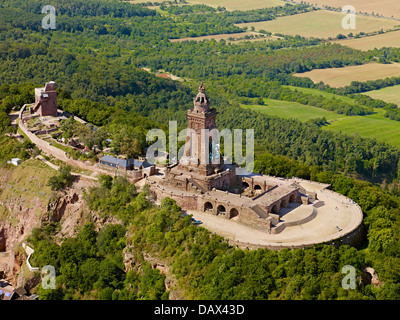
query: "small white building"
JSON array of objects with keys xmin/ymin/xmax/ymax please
[{"xmin": 8, "ymin": 158, "xmax": 21, "ymax": 166}]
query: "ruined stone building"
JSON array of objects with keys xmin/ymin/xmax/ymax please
[{"xmin": 33, "ymin": 81, "xmax": 58, "ymax": 117}]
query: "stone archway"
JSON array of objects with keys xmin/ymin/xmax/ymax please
[
  {"xmin": 204, "ymin": 202, "xmax": 213, "ymax": 212},
  {"xmin": 242, "ymin": 181, "xmax": 249, "ymax": 189},
  {"xmin": 217, "ymin": 205, "xmax": 226, "ymax": 216},
  {"xmin": 229, "ymin": 208, "xmax": 239, "ymax": 220},
  {"xmin": 271, "ymin": 204, "xmax": 279, "ymax": 214},
  {"xmin": 281, "ymin": 198, "xmax": 289, "ymax": 208},
  {"xmin": 289, "ymin": 193, "xmax": 297, "ymax": 203},
  {"xmin": 254, "ymin": 184, "xmax": 262, "ymax": 191}
]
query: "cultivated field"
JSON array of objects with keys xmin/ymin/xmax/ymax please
[
  {"xmin": 169, "ymin": 32, "xmax": 274, "ymax": 43},
  {"xmin": 236, "ymin": 10, "xmax": 399, "ymax": 39},
  {"xmin": 129, "ymin": 0, "xmax": 286, "ymax": 11},
  {"xmin": 290, "ymin": 0, "xmax": 400, "ymax": 20},
  {"xmin": 185, "ymin": 0, "xmax": 286, "ymax": 11},
  {"xmin": 333, "ymin": 30, "xmax": 400, "ymax": 51},
  {"xmin": 241, "ymin": 95, "xmax": 400, "ymax": 147},
  {"xmin": 241, "ymin": 98, "xmax": 344, "ymax": 122},
  {"xmin": 282, "ymin": 85, "xmax": 359, "ymax": 105},
  {"xmin": 294, "ymin": 63, "xmax": 400, "ymax": 88},
  {"xmin": 363, "ymin": 85, "xmax": 400, "ymax": 105},
  {"xmin": 321, "ymin": 108, "xmax": 400, "ymax": 146}
]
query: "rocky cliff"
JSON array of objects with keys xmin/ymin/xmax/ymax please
[{"xmin": 0, "ymin": 159, "xmax": 98, "ymax": 286}]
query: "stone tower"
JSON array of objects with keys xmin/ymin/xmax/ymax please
[
  {"xmin": 33, "ymin": 81, "xmax": 58, "ymax": 116},
  {"xmin": 179, "ymin": 83, "xmax": 224, "ymax": 176}
]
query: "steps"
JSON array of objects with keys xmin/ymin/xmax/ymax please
[
  {"xmin": 251, "ymin": 204, "xmax": 269, "ymax": 219},
  {"xmin": 188, "ymin": 178, "xmax": 208, "ymax": 194}
]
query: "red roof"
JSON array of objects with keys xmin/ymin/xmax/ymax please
[{"xmin": 156, "ymin": 73, "xmax": 170, "ymax": 79}]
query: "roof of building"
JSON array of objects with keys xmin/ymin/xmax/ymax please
[
  {"xmin": 100, "ymin": 156, "xmax": 152, "ymax": 169},
  {"xmin": 100, "ymin": 155, "xmax": 132, "ymax": 168},
  {"xmin": 133, "ymin": 159, "xmax": 152, "ymax": 168}
]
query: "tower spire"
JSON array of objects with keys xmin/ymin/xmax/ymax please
[{"xmin": 199, "ymin": 82, "xmax": 205, "ymax": 93}]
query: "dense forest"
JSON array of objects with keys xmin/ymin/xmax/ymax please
[{"xmin": 2, "ymin": 0, "xmax": 400, "ymax": 300}]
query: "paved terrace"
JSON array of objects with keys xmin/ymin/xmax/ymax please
[{"xmin": 188, "ymin": 179, "xmax": 364, "ymax": 250}]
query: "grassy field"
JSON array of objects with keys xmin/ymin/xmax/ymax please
[
  {"xmin": 185, "ymin": 0, "xmax": 286, "ymax": 11},
  {"xmin": 241, "ymin": 97, "xmax": 400, "ymax": 146},
  {"xmin": 294, "ymin": 62, "xmax": 400, "ymax": 87},
  {"xmin": 169, "ymin": 31, "xmax": 274, "ymax": 43},
  {"xmin": 333, "ymin": 30, "xmax": 400, "ymax": 51},
  {"xmin": 236, "ymin": 10, "xmax": 399, "ymax": 39},
  {"xmin": 290, "ymin": 0, "xmax": 400, "ymax": 19},
  {"xmin": 363, "ymin": 84, "xmax": 400, "ymax": 105},
  {"xmin": 128, "ymin": 0, "xmax": 286, "ymax": 11},
  {"xmin": 241, "ymin": 98, "xmax": 345, "ymax": 122},
  {"xmin": 0, "ymin": 158, "xmax": 56, "ymax": 222},
  {"xmin": 282, "ymin": 85, "xmax": 359, "ymax": 104},
  {"xmin": 321, "ymin": 108, "xmax": 400, "ymax": 146}
]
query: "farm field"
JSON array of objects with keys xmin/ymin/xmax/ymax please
[
  {"xmin": 242, "ymin": 98, "xmax": 400, "ymax": 147},
  {"xmin": 282, "ymin": 85, "xmax": 359, "ymax": 105},
  {"xmin": 128, "ymin": 0, "xmax": 286, "ymax": 10},
  {"xmin": 236, "ymin": 10, "xmax": 399, "ymax": 39},
  {"xmin": 333, "ymin": 30, "xmax": 400, "ymax": 51},
  {"xmin": 241, "ymin": 98, "xmax": 345, "ymax": 122},
  {"xmin": 169, "ymin": 31, "xmax": 274, "ymax": 43},
  {"xmin": 363, "ymin": 84, "xmax": 400, "ymax": 105},
  {"xmin": 321, "ymin": 108, "xmax": 400, "ymax": 146},
  {"xmin": 294, "ymin": 63, "xmax": 400, "ymax": 88},
  {"xmin": 290, "ymin": 0, "xmax": 400, "ymax": 20}
]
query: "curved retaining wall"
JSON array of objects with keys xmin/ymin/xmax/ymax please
[{"xmin": 230, "ymin": 186, "xmax": 365, "ymax": 250}]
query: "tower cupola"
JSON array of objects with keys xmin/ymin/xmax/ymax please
[{"xmin": 193, "ymin": 82, "xmax": 210, "ymax": 113}]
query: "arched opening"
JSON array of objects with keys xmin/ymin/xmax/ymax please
[
  {"xmin": 271, "ymin": 204, "xmax": 279, "ymax": 214},
  {"xmin": 281, "ymin": 198, "xmax": 288, "ymax": 208},
  {"xmin": 229, "ymin": 208, "xmax": 239, "ymax": 220},
  {"xmin": 217, "ymin": 205, "xmax": 226, "ymax": 216},
  {"xmin": 242, "ymin": 181, "xmax": 249, "ymax": 189},
  {"xmin": 289, "ymin": 193, "xmax": 297, "ymax": 203},
  {"xmin": 204, "ymin": 202, "xmax": 213, "ymax": 212},
  {"xmin": 254, "ymin": 184, "xmax": 262, "ymax": 191}
]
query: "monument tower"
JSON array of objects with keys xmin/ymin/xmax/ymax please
[{"xmin": 179, "ymin": 82, "xmax": 224, "ymax": 176}]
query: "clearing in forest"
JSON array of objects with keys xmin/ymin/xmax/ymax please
[
  {"xmin": 169, "ymin": 31, "xmax": 275, "ymax": 42},
  {"xmin": 185, "ymin": 0, "xmax": 286, "ymax": 11}
]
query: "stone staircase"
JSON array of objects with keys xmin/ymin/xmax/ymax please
[
  {"xmin": 251, "ymin": 204, "xmax": 269, "ymax": 219},
  {"xmin": 188, "ymin": 178, "xmax": 208, "ymax": 194}
]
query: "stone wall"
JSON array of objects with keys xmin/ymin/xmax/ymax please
[
  {"xmin": 19, "ymin": 105, "xmax": 146, "ymax": 183},
  {"xmin": 151, "ymin": 183, "xmax": 199, "ymax": 210}
]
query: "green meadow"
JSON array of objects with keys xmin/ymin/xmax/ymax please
[
  {"xmin": 241, "ymin": 98, "xmax": 344, "ymax": 122},
  {"xmin": 363, "ymin": 84, "xmax": 400, "ymax": 106},
  {"xmin": 321, "ymin": 108, "xmax": 400, "ymax": 146},
  {"xmin": 242, "ymin": 97, "xmax": 400, "ymax": 147}
]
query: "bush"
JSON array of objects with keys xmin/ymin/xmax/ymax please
[{"xmin": 47, "ymin": 165, "xmax": 75, "ymax": 190}]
